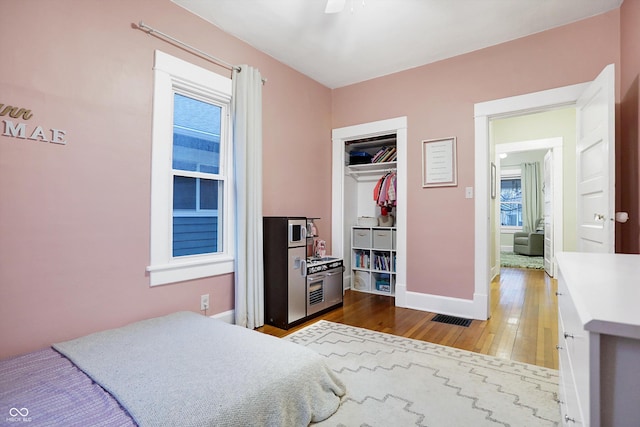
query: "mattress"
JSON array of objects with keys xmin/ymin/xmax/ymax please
[
  {"xmin": 0, "ymin": 348, "xmax": 135, "ymax": 426},
  {"xmin": 2, "ymin": 312, "xmax": 345, "ymax": 426}
]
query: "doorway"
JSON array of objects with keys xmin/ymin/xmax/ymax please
[
  {"xmin": 476, "ymin": 65, "xmax": 616, "ymax": 320},
  {"xmin": 473, "ymin": 82, "xmax": 589, "ymax": 320},
  {"xmin": 330, "ymin": 116, "xmax": 408, "ymax": 305},
  {"xmin": 492, "ymin": 137, "xmax": 564, "ymax": 279}
]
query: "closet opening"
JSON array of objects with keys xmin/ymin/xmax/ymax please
[
  {"xmin": 346, "ymin": 134, "xmax": 397, "ymax": 296},
  {"xmin": 330, "ymin": 117, "xmax": 407, "ymax": 307}
]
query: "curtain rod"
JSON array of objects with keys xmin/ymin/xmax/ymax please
[{"xmin": 136, "ymin": 21, "xmax": 240, "ymax": 73}]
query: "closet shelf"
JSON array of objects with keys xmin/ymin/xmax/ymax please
[{"xmin": 346, "ymin": 161, "xmax": 396, "ymax": 179}]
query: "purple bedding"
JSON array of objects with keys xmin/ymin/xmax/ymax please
[{"xmin": 0, "ymin": 348, "xmax": 135, "ymax": 426}]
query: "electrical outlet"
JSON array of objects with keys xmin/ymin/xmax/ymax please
[{"xmin": 200, "ymin": 294, "xmax": 210, "ymax": 311}]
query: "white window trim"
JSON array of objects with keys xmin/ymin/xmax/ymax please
[
  {"xmin": 499, "ymin": 167, "xmax": 523, "ymax": 232},
  {"xmin": 147, "ymin": 50, "xmax": 234, "ymax": 286}
]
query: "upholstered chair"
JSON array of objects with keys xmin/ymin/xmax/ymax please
[{"xmin": 513, "ymin": 218, "xmax": 544, "ymax": 256}]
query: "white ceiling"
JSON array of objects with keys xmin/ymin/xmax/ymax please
[{"xmin": 172, "ymin": 0, "xmax": 622, "ymax": 89}]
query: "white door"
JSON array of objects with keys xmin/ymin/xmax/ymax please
[
  {"xmin": 576, "ymin": 64, "xmax": 615, "ymax": 253},
  {"xmin": 543, "ymin": 150, "xmax": 553, "ymax": 275}
]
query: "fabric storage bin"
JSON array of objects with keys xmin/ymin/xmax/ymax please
[
  {"xmin": 357, "ymin": 216, "xmax": 378, "ymax": 227},
  {"xmin": 353, "ymin": 271, "xmax": 370, "ymax": 291},
  {"xmin": 353, "ymin": 228, "xmax": 371, "ymax": 248},
  {"xmin": 349, "ymin": 151, "xmax": 372, "ymax": 165},
  {"xmin": 374, "ymin": 273, "xmax": 391, "ymax": 293},
  {"xmin": 372, "ymin": 229, "xmax": 392, "ymax": 249}
]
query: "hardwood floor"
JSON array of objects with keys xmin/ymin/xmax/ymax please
[{"xmin": 259, "ymin": 267, "xmax": 559, "ymax": 369}]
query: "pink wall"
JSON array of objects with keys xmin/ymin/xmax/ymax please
[
  {"xmin": 1, "ymin": 2, "xmax": 633, "ymax": 360},
  {"xmin": 620, "ymin": 0, "xmax": 640, "ymax": 253},
  {"xmin": 0, "ymin": 0, "xmax": 332, "ymax": 359},
  {"xmin": 332, "ymin": 10, "xmax": 621, "ymax": 299}
]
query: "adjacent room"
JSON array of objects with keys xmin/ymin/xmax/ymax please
[{"xmin": 2, "ymin": 0, "xmax": 639, "ymax": 425}]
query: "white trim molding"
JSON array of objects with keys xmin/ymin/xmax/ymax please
[
  {"xmin": 211, "ymin": 309, "xmax": 235, "ymax": 324},
  {"xmin": 147, "ymin": 50, "xmax": 235, "ymax": 286},
  {"xmin": 474, "ymin": 82, "xmax": 588, "ymax": 320},
  {"xmin": 331, "ymin": 117, "xmax": 408, "ymax": 306},
  {"xmin": 400, "ymin": 287, "xmax": 488, "ymax": 320}
]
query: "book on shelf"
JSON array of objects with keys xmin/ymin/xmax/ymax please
[
  {"xmin": 354, "ymin": 250, "xmax": 369, "ymax": 269},
  {"xmin": 377, "ymin": 147, "xmax": 397, "ymax": 163},
  {"xmin": 371, "ymin": 147, "xmax": 388, "ymax": 163},
  {"xmin": 370, "ymin": 146, "xmax": 397, "ymax": 164},
  {"xmin": 374, "ymin": 253, "xmax": 391, "ymax": 271}
]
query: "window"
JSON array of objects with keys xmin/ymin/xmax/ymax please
[
  {"xmin": 147, "ymin": 51, "xmax": 234, "ymax": 286},
  {"xmin": 500, "ymin": 169, "xmax": 522, "ymax": 229},
  {"xmin": 172, "ymin": 94, "xmax": 223, "ymax": 257}
]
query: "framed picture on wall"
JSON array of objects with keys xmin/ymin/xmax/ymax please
[{"xmin": 422, "ymin": 137, "xmax": 457, "ymax": 187}]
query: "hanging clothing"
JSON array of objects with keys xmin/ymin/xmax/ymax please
[{"xmin": 373, "ymin": 172, "xmax": 397, "ymax": 208}]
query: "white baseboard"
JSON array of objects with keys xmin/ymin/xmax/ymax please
[
  {"xmin": 501, "ymin": 245, "xmax": 512, "ymax": 252},
  {"xmin": 395, "ymin": 283, "xmax": 407, "ymax": 307},
  {"xmin": 491, "ymin": 264, "xmax": 500, "ymax": 280},
  {"xmin": 211, "ymin": 309, "xmax": 235, "ymax": 324},
  {"xmin": 401, "ymin": 288, "xmax": 488, "ymax": 320}
]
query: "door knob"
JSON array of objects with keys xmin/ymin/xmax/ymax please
[{"xmin": 614, "ymin": 212, "xmax": 629, "ymax": 223}]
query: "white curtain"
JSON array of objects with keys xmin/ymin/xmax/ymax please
[
  {"xmin": 232, "ymin": 65, "xmax": 264, "ymax": 329},
  {"xmin": 521, "ymin": 162, "xmax": 542, "ymax": 233}
]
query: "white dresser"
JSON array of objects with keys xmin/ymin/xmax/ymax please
[{"xmin": 556, "ymin": 252, "xmax": 640, "ymax": 426}]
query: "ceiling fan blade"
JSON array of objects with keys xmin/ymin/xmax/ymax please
[{"xmin": 325, "ymin": 0, "xmax": 346, "ymax": 14}]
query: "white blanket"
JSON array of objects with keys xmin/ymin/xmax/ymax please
[{"xmin": 53, "ymin": 312, "xmax": 345, "ymax": 426}]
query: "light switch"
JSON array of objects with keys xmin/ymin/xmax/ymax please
[{"xmin": 465, "ymin": 187, "xmax": 473, "ymax": 199}]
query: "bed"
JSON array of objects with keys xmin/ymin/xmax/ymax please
[{"xmin": 0, "ymin": 311, "xmax": 345, "ymax": 426}]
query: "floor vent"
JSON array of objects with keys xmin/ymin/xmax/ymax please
[{"xmin": 431, "ymin": 314, "xmax": 472, "ymax": 327}]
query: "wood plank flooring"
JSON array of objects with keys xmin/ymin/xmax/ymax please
[{"xmin": 258, "ymin": 267, "xmax": 558, "ymax": 369}]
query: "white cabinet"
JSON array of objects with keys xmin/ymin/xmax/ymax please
[
  {"xmin": 351, "ymin": 226, "xmax": 396, "ymax": 295},
  {"xmin": 556, "ymin": 252, "xmax": 640, "ymax": 427},
  {"xmin": 556, "ymin": 268, "xmax": 592, "ymax": 425}
]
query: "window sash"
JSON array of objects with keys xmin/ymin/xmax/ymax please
[
  {"xmin": 500, "ymin": 174, "xmax": 523, "ymax": 229},
  {"xmin": 172, "ymin": 173, "xmax": 224, "ymax": 257},
  {"xmin": 147, "ymin": 50, "xmax": 234, "ymax": 287}
]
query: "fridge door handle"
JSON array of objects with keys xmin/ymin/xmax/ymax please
[{"xmin": 300, "ymin": 259, "xmax": 307, "ymax": 277}]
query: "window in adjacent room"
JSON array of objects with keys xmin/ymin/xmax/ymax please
[
  {"xmin": 500, "ymin": 169, "xmax": 522, "ymax": 230},
  {"xmin": 147, "ymin": 50, "xmax": 234, "ymax": 286}
]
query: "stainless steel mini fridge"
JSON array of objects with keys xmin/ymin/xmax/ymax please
[{"xmin": 263, "ymin": 216, "xmax": 308, "ymax": 329}]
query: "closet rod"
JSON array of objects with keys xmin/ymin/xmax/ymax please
[{"xmin": 136, "ymin": 21, "xmax": 240, "ymax": 73}]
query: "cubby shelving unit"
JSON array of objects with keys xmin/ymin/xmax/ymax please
[{"xmin": 350, "ymin": 226, "xmax": 396, "ymax": 296}]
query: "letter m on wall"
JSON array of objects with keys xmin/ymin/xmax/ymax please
[{"xmin": 3, "ymin": 120, "xmax": 26, "ymax": 138}]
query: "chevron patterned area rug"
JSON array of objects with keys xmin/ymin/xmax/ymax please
[{"xmin": 286, "ymin": 321, "xmax": 560, "ymax": 426}]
